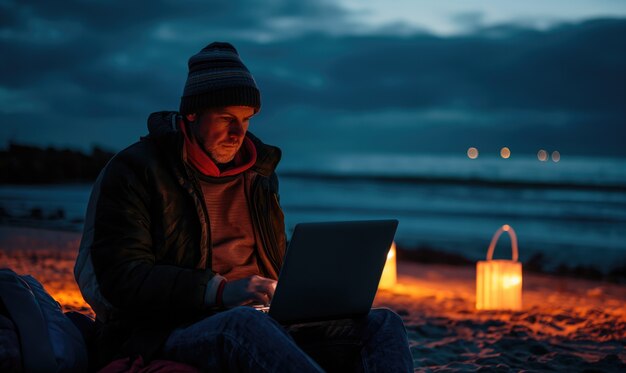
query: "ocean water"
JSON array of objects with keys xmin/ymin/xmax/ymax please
[{"xmin": 1, "ymin": 154, "xmax": 625, "ymax": 270}]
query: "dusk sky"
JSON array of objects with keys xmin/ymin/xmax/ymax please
[{"xmin": 1, "ymin": 0, "xmax": 625, "ymax": 159}]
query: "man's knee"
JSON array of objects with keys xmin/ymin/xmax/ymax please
[
  {"xmin": 216, "ymin": 306, "xmax": 271, "ymax": 328},
  {"xmin": 367, "ymin": 308, "xmax": 406, "ymax": 333},
  {"xmin": 169, "ymin": 306, "xmax": 281, "ymax": 349}
]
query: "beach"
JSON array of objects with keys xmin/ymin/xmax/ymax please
[
  {"xmin": 1, "ymin": 225, "xmax": 624, "ymax": 372},
  {"xmin": 2, "ymin": 3, "xmax": 625, "ymax": 371}
]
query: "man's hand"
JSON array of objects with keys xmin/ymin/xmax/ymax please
[{"xmin": 221, "ymin": 275, "xmax": 277, "ymax": 307}]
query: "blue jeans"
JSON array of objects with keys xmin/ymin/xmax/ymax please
[{"xmin": 162, "ymin": 307, "xmax": 413, "ymax": 372}]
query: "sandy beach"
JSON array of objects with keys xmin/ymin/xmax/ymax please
[{"xmin": 1, "ymin": 225, "xmax": 625, "ymax": 372}]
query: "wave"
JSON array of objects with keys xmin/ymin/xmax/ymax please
[
  {"xmin": 279, "ymin": 170, "xmax": 626, "ymax": 192},
  {"xmin": 281, "ymin": 203, "xmax": 626, "ymax": 223},
  {"xmin": 278, "ymin": 154, "xmax": 626, "ymax": 191}
]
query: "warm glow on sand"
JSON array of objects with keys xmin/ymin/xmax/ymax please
[
  {"xmin": 500, "ymin": 147, "xmax": 511, "ymax": 159},
  {"xmin": 467, "ymin": 147, "xmax": 479, "ymax": 159},
  {"xmin": 537, "ymin": 149, "xmax": 548, "ymax": 161},
  {"xmin": 2, "ymin": 227, "xmax": 626, "ymax": 371},
  {"xmin": 0, "ymin": 231, "xmax": 94, "ymax": 317}
]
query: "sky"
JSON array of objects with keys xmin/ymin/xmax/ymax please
[{"xmin": 1, "ymin": 0, "xmax": 625, "ymax": 160}]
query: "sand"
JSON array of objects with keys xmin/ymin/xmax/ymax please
[
  {"xmin": 375, "ymin": 263, "xmax": 625, "ymax": 371},
  {"xmin": 1, "ymin": 225, "xmax": 625, "ymax": 372}
]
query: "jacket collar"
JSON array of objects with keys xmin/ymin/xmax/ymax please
[{"xmin": 144, "ymin": 111, "xmax": 281, "ymax": 177}]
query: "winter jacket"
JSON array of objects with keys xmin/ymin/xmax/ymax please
[{"xmin": 74, "ymin": 111, "xmax": 287, "ymax": 368}]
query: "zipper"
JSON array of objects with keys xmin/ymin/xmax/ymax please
[
  {"xmin": 266, "ymin": 187, "xmax": 281, "ymax": 268},
  {"xmin": 174, "ymin": 128, "xmax": 211, "ymax": 269},
  {"xmin": 184, "ymin": 163, "xmax": 212, "ymax": 269}
]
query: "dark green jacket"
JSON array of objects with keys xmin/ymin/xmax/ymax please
[{"xmin": 74, "ymin": 111, "xmax": 286, "ymax": 368}]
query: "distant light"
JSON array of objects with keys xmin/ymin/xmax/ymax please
[
  {"xmin": 537, "ymin": 149, "xmax": 548, "ymax": 162},
  {"xmin": 467, "ymin": 147, "xmax": 479, "ymax": 159},
  {"xmin": 500, "ymin": 147, "xmax": 511, "ymax": 159},
  {"xmin": 552, "ymin": 151, "xmax": 561, "ymax": 163}
]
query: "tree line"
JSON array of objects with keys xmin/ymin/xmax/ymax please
[{"xmin": 0, "ymin": 142, "xmax": 114, "ymax": 184}]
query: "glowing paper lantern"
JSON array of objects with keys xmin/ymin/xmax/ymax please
[
  {"xmin": 476, "ymin": 225, "xmax": 522, "ymax": 310},
  {"xmin": 378, "ymin": 242, "xmax": 397, "ymax": 289}
]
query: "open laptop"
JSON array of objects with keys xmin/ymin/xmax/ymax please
[{"xmin": 255, "ymin": 219, "xmax": 398, "ymax": 324}]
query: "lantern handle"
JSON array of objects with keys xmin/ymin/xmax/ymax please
[{"xmin": 486, "ymin": 224, "xmax": 518, "ymax": 262}]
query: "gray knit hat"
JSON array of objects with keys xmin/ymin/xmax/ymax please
[{"xmin": 179, "ymin": 42, "xmax": 261, "ymax": 115}]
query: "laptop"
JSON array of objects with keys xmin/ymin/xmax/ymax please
[{"xmin": 255, "ymin": 219, "xmax": 398, "ymax": 324}]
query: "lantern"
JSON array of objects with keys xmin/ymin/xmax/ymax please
[
  {"xmin": 476, "ymin": 225, "xmax": 522, "ymax": 310},
  {"xmin": 378, "ymin": 241, "xmax": 397, "ymax": 290}
]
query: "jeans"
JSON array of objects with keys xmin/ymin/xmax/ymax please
[{"xmin": 162, "ymin": 307, "xmax": 413, "ymax": 372}]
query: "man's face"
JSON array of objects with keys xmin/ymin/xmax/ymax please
[{"xmin": 187, "ymin": 106, "xmax": 255, "ymax": 164}]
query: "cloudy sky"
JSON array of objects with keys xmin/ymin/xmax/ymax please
[{"xmin": 1, "ymin": 0, "xmax": 625, "ymax": 159}]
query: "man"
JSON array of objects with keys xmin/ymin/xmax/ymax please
[{"xmin": 75, "ymin": 42, "xmax": 413, "ymax": 372}]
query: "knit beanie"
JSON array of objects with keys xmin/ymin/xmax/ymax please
[{"xmin": 179, "ymin": 42, "xmax": 261, "ymax": 115}]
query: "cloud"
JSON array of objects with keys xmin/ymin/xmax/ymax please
[
  {"xmin": 0, "ymin": 0, "xmax": 353, "ymax": 114},
  {"xmin": 305, "ymin": 19, "xmax": 626, "ymax": 113},
  {"xmin": 450, "ymin": 11, "xmax": 486, "ymax": 32},
  {"xmin": 0, "ymin": 86, "xmax": 49, "ymax": 113},
  {"xmin": 239, "ymin": 19, "xmax": 626, "ymax": 117},
  {"xmin": 0, "ymin": 1, "xmax": 624, "ymax": 158}
]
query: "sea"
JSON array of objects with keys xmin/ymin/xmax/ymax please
[{"xmin": 1, "ymin": 153, "xmax": 625, "ymax": 272}]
